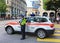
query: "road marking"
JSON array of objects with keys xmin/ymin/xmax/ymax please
[
  {"xmin": 55, "ymin": 30, "xmax": 60, "ymax": 32},
  {"xmin": 37, "ymin": 33, "xmax": 60, "ymax": 42},
  {"xmin": 53, "ymin": 34, "xmax": 60, "ymax": 36},
  {"xmin": 37, "ymin": 38, "xmax": 60, "ymax": 42}
]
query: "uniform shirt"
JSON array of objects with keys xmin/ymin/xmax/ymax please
[{"xmin": 21, "ymin": 18, "xmax": 26, "ymax": 25}]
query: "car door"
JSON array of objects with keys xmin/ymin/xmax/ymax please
[{"xmin": 25, "ymin": 17, "xmax": 35, "ymax": 32}]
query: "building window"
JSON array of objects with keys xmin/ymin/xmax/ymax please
[
  {"xmin": 50, "ymin": 12, "xmax": 54, "ymax": 17},
  {"xmin": 11, "ymin": 7, "xmax": 13, "ymax": 14},
  {"xmin": 58, "ymin": 13, "xmax": 60, "ymax": 17},
  {"xmin": 43, "ymin": 12, "xmax": 48, "ymax": 17}
]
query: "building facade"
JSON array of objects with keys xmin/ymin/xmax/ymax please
[
  {"xmin": 27, "ymin": 0, "xmax": 40, "ymax": 16},
  {"xmin": 32, "ymin": 0, "xmax": 40, "ymax": 9},
  {"xmin": 38, "ymin": 0, "xmax": 55, "ymax": 17},
  {"xmin": 5, "ymin": 0, "xmax": 27, "ymax": 18},
  {"xmin": 27, "ymin": 7, "xmax": 38, "ymax": 16}
]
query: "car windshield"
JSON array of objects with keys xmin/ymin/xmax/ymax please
[{"xmin": 27, "ymin": 17, "xmax": 48, "ymax": 22}]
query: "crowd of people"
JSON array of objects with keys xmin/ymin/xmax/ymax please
[{"xmin": 50, "ymin": 16, "xmax": 60, "ymax": 24}]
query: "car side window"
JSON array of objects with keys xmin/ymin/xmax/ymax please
[
  {"xmin": 27, "ymin": 17, "xmax": 36, "ymax": 22},
  {"xmin": 27, "ymin": 17, "xmax": 31, "ymax": 22},
  {"xmin": 30, "ymin": 17, "xmax": 35, "ymax": 22},
  {"xmin": 27, "ymin": 17, "xmax": 48, "ymax": 22},
  {"xmin": 40, "ymin": 18, "xmax": 48, "ymax": 22}
]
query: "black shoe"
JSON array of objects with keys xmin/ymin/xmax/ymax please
[{"xmin": 21, "ymin": 38, "xmax": 25, "ymax": 40}]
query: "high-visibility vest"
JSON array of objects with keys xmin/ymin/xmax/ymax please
[{"xmin": 21, "ymin": 18, "xmax": 26, "ymax": 25}]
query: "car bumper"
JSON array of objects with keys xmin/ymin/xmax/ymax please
[{"xmin": 46, "ymin": 29, "xmax": 55, "ymax": 36}]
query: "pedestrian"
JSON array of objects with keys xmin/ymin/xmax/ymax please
[
  {"xmin": 56, "ymin": 16, "xmax": 60, "ymax": 24},
  {"xmin": 30, "ymin": 12, "xmax": 35, "ymax": 16},
  {"xmin": 19, "ymin": 15, "xmax": 26, "ymax": 40}
]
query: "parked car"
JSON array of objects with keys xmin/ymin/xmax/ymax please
[{"xmin": 5, "ymin": 16, "xmax": 55, "ymax": 39}]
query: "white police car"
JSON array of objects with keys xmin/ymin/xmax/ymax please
[{"xmin": 5, "ymin": 16, "xmax": 55, "ymax": 39}]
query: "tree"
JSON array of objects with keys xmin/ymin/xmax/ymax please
[
  {"xmin": 0, "ymin": 0, "xmax": 7, "ymax": 18},
  {"xmin": 43, "ymin": 0, "xmax": 49, "ymax": 10},
  {"xmin": 45, "ymin": 0, "xmax": 60, "ymax": 20}
]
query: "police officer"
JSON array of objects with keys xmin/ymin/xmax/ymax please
[{"xmin": 20, "ymin": 15, "xmax": 26, "ymax": 40}]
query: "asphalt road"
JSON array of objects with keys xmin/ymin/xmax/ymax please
[{"xmin": 0, "ymin": 20, "xmax": 60, "ymax": 43}]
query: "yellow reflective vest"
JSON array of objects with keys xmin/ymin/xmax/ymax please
[{"xmin": 21, "ymin": 18, "xmax": 26, "ymax": 25}]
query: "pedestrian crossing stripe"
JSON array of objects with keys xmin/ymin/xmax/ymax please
[
  {"xmin": 37, "ymin": 38, "xmax": 60, "ymax": 42},
  {"xmin": 37, "ymin": 30, "xmax": 60, "ymax": 42},
  {"xmin": 54, "ymin": 30, "xmax": 60, "ymax": 36},
  {"xmin": 55, "ymin": 30, "xmax": 60, "ymax": 32},
  {"xmin": 53, "ymin": 34, "xmax": 60, "ymax": 36}
]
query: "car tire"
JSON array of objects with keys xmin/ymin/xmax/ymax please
[
  {"xmin": 6, "ymin": 26, "xmax": 14, "ymax": 35},
  {"xmin": 37, "ymin": 29, "xmax": 46, "ymax": 39}
]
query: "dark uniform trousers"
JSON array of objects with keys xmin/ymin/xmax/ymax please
[{"xmin": 21, "ymin": 25, "xmax": 25, "ymax": 39}]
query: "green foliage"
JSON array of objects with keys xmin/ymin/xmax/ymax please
[
  {"xmin": 45, "ymin": 0, "xmax": 60, "ymax": 19},
  {"xmin": 0, "ymin": 0, "xmax": 7, "ymax": 12},
  {"xmin": 43, "ymin": 0, "xmax": 50, "ymax": 10},
  {"xmin": 45, "ymin": 0, "xmax": 60, "ymax": 10}
]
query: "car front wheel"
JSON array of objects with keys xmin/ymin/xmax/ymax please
[
  {"xmin": 37, "ymin": 30, "xmax": 46, "ymax": 39},
  {"xmin": 6, "ymin": 26, "xmax": 14, "ymax": 34}
]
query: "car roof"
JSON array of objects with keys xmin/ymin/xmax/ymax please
[{"xmin": 26, "ymin": 16, "xmax": 49, "ymax": 18}]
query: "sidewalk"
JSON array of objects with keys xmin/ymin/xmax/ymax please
[{"xmin": 54, "ymin": 23, "xmax": 60, "ymax": 28}]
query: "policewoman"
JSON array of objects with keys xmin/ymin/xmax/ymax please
[{"xmin": 20, "ymin": 16, "xmax": 26, "ymax": 40}]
